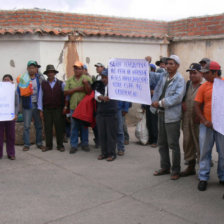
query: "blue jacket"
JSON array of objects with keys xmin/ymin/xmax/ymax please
[
  {"xmin": 17, "ymin": 73, "xmax": 45, "ymax": 109},
  {"xmin": 150, "ymin": 71, "xmax": 186, "ymax": 123},
  {"xmin": 117, "ymin": 101, "xmax": 131, "ymax": 112}
]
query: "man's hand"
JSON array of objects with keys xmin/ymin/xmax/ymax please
[
  {"xmin": 13, "ymin": 115, "xmax": 18, "ymax": 121},
  {"xmin": 82, "ymin": 79, "xmax": 89, "ymax": 84},
  {"xmin": 203, "ymin": 120, "xmax": 213, "ymax": 128},
  {"xmin": 40, "ymin": 111, "xmax": 44, "ymax": 120},
  {"xmin": 122, "ymin": 111, "xmax": 127, "ymax": 116},
  {"xmin": 152, "ymin": 101, "xmax": 159, "ymax": 108}
]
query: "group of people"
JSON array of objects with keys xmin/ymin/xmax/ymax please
[
  {"xmin": 0, "ymin": 54, "xmax": 223, "ymax": 192},
  {"xmin": 146, "ymin": 55, "xmax": 224, "ymax": 192},
  {"xmin": 0, "ymin": 60, "xmax": 131, "ymax": 163}
]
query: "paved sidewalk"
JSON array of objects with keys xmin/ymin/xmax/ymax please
[{"xmin": 0, "ymin": 127, "xmax": 223, "ymax": 224}]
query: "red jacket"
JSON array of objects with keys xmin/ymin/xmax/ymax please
[{"xmin": 72, "ymin": 91, "xmax": 96, "ymax": 128}]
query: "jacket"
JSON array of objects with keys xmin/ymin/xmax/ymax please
[
  {"xmin": 17, "ymin": 73, "xmax": 45, "ymax": 109},
  {"xmin": 150, "ymin": 71, "xmax": 186, "ymax": 123},
  {"xmin": 72, "ymin": 91, "xmax": 96, "ymax": 127}
]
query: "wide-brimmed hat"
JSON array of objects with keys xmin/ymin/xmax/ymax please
[
  {"xmin": 155, "ymin": 57, "xmax": 167, "ymax": 66},
  {"xmin": 43, "ymin": 65, "xmax": 58, "ymax": 74}
]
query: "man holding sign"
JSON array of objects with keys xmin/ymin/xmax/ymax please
[
  {"xmin": 151, "ymin": 55, "xmax": 185, "ymax": 180},
  {"xmin": 195, "ymin": 61, "xmax": 224, "ymax": 191}
]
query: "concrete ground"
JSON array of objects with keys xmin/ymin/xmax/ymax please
[{"xmin": 0, "ymin": 127, "xmax": 223, "ymax": 224}]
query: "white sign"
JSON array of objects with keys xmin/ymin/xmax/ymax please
[
  {"xmin": 0, "ymin": 82, "xmax": 15, "ymax": 121},
  {"xmin": 212, "ymin": 78, "xmax": 224, "ymax": 135},
  {"xmin": 108, "ymin": 58, "xmax": 151, "ymax": 105}
]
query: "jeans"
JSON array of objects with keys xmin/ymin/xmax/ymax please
[
  {"xmin": 117, "ymin": 110, "xmax": 125, "ymax": 152},
  {"xmin": 158, "ymin": 112, "xmax": 181, "ymax": 173},
  {"xmin": 198, "ymin": 124, "xmax": 224, "ymax": 181},
  {"xmin": 23, "ymin": 103, "xmax": 43, "ymax": 147},
  {"xmin": 70, "ymin": 110, "xmax": 88, "ymax": 148}
]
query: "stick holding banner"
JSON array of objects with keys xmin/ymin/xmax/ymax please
[
  {"xmin": 108, "ymin": 58, "xmax": 151, "ymax": 105},
  {"xmin": 0, "ymin": 82, "xmax": 15, "ymax": 121}
]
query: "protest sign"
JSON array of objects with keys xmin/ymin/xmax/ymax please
[
  {"xmin": 212, "ymin": 78, "xmax": 224, "ymax": 135},
  {"xmin": 108, "ymin": 58, "xmax": 151, "ymax": 105},
  {"xmin": 0, "ymin": 82, "xmax": 15, "ymax": 121}
]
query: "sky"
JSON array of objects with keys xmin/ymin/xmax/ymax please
[{"xmin": 0, "ymin": 0, "xmax": 224, "ymax": 21}]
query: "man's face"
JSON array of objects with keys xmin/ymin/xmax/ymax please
[
  {"xmin": 160, "ymin": 62, "xmax": 166, "ymax": 68},
  {"xmin": 202, "ymin": 70, "xmax": 217, "ymax": 82},
  {"xmin": 46, "ymin": 71, "xmax": 56, "ymax": 80},
  {"xmin": 166, "ymin": 60, "xmax": 179, "ymax": 74},
  {"xmin": 189, "ymin": 70, "xmax": 202, "ymax": 84},
  {"xmin": 27, "ymin": 65, "xmax": 37, "ymax": 76},
  {"xmin": 74, "ymin": 66, "xmax": 83, "ymax": 77},
  {"xmin": 96, "ymin": 66, "xmax": 104, "ymax": 74},
  {"xmin": 101, "ymin": 75, "xmax": 108, "ymax": 85}
]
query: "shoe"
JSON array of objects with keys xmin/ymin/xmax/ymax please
[
  {"xmin": 180, "ymin": 160, "xmax": 196, "ymax": 177},
  {"xmin": 97, "ymin": 154, "xmax": 107, "ymax": 160},
  {"xmin": 117, "ymin": 151, "xmax": 124, "ymax": 156},
  {"xmin": 124, "ymin": 140, "xmax": 129, "ymax": 145},
  {"xmin": 82, "ymin": 145, "xmax": 90, "ymax": 152},
  {"xmin": 219, "ymin": 180, "xmax": 224, "ymax": 185},
  {"xmin": 198, "ymin": 181, "xmax": 207, "ymax": 191},
  {"xmin": 107, "ymin": 156, "xmax": 116, "ymax": 162},
  {"xmin": 170, "ymin": 173, "xmax": 180, "ymax": 180},
  {"xmin": 42, "ymin": 147, "xmax": 52, "ymax": 152},
  {"xmin": 23, "ymin": 146, "xmax": 29, "ymax": 151},
  {"xmin": 151, "ymin": 143, "xmax": 158, "ymax": 148},
  {"xmin": 57, "ymin": 147, "xmax": 65, "ymax": 152},
  {"xmin": 154, "ymin": 169, "xmax": 170, "ymax": 176},
  {"xmin": 8, "ymin": 155, "xmax": 16, "ymax": 160},
  {"xmin": 70, "ymin": 147, "xmax": 78, "ymax": 154},
  {"xmin": 37, "ymin": 145, "xmax": 45, "ymax": 150}
]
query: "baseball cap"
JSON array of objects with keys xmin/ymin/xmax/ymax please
[
  {"xmin": 166, "ymin": 55, "xmax": 180, "ymax": 65},
  {"xmin": 27, "ymin": 60, "xmax": 38, "ymax": 67},
  {"xmin": 94, "ymin": 62, "xmax": 105, "ymax": 67},
  {"xmin": 73, "ymin": 61, "xmax": 84, "ymax": 68},
  {"xmin": 186, "ymin": 63, "xmax": 201, "ymax": 72},
  {"xmin": 83, "ymin": 64, "xmax": 88, "ymax": 70},
  {"xmin": 101, "ymin": 68, "xmax": 108, "ymax": 76},
  {"xmin": 200, "ymin": 61, "xmax": 221, "ymax": 73},
  {"xmin": 149, "ymin": 64, "xmax": 156, "ymax": 70},
  {"xmin": 199, "ymin": 58, "xmax": 210, "ymax": 64}
]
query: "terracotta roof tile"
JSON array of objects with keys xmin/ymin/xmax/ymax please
[{"xmin": 0, "ymin": 9, "xmax": 168, "ymax": 39}]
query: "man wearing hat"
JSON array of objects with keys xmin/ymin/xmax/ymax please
[
  {"xmin": 156, "ymin": 57, "xmax": 167, "ymax": 73},
  {"xmin": 199, "ymin": 58, "xmax": 210, "ymax": 68},
  {"xmin": 64, "ymin": 61, "xmax": 92, "ymax": 153},
  {"xmin": 181, "ymin": 63, "xmax": 203, "ymax": 177},
  {"xmin": 38, "ymin": 65, "xmax": 65, "ymax": 152},
  {"xmin": 17, "ymin": 60, "xmax": 45, "ymax": 151},
  {"xmin": 195, "ymin": 61, "xmax": 224, "ymax": 191},
  {"xmin": 151, "ymin": 55, "xmax": 186, "ymax": 180},
  {"xmin": 94, "ymin": 62, "xmax": 105, "ymax": 81}
]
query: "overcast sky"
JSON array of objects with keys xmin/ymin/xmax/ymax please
[{"xmin": 1, "ymin": 0, "xmax": 224, "ymax": 21}]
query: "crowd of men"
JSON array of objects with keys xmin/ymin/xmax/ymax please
[{"xmin": 0, "ymin": 55, "xmax": 223, "ymax": 192}]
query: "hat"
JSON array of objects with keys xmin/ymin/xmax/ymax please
[
  {"xmin": 199, "ymin": 58, "xmax": 210, "ymax": 64},
  {"xmin": 43, "ymin": 65, "xmax": 59, "ymax": 74},
  {"xmin": 83, "ymin": 64, "xmax": 88, "ymax": 70},
  {"xmin": 27, "ymin": 60, "xmax": 38, "ymax": 67},
  {"xmin": 35, "ymin": 61, "xmax": 41, "ymax": 68},
  {"xmin": 166, "ymin": 55, "xmax": 180, "ymax": 65},
  {"xmin": 186, "ymin": 63, "xmax": 201, "ymax": 72},
  {"xmin": 73, "ymin": 61, "xmax": 84, "ymax": 68},
  {"xmin": 149, "ymin": 64, "xmax": 156, "ymax": 70},
  {"xmin": 94, "ymin": 62, "xmax": 105, "ymax": 67},
  {"xmin": 101, "ymin": 68, "xmax": 108, "ymax": 76},
  {"xmin": 200, "ymin": 61, "xmax": 221, "ymax": 73},
  {"xmin": 155, "ymin": 57, "xmax": 167, "ymax": 66}
]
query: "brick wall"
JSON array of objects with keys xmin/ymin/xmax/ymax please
[{"xmin": 168, "ymin": 14, "xmax": 224, "ymax": 37}]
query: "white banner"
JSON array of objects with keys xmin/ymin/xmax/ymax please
[
  {"xmin": 108, "ymin": 58, "xmax": 151, "ymax": 105},
  {"xmin": 0, "ymin": 82, "xmax": 15, "ymax": 121},
  {"xmin": 212, "ymin": 78, "xmax": 224, "ymax": 135}
]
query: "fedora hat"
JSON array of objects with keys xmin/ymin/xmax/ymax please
[{"xmin": 43, "ymin": 64, "xmax": 58, "ymax": 74}]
